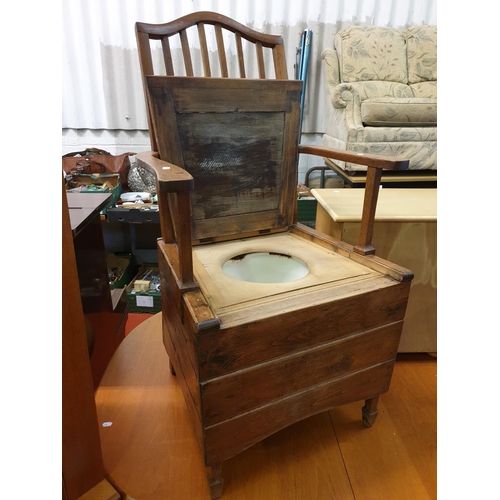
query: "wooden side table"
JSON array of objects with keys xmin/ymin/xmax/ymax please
[
  {"xmin": 311, "ymin": 188, "xmax": 437, "ymax": 353},
  {"xmin": 323, "ymin": 158, "xmax": 437, "ymax": 188}
]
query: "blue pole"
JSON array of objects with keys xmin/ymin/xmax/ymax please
[{"xmin": 299, "ymin": 29, "xmax": 312, "ymax": 142}]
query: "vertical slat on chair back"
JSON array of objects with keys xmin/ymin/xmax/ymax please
[
  {"xmin": 198, "ymin": 23, "xmax": 211, "ymax": 76},
  {"xmin": 161, "ymin": 37, "xmax": 175, "ymax": 76},
  {"xmin": 256, "ymin": 42, "xmax": 265, "ymax": 78},
  {"xmin": 179, "ymin": 29, "xmax": 194, "ymax": 76}
]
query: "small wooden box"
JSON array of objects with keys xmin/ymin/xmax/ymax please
[{"xmin": 312, "ymin": 188, "xmax": 437, "ymax": 353}]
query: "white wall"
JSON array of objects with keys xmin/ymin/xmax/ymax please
[{"xmin": 61, "ymin": 0, "xmax": 437, "ymax": 182}]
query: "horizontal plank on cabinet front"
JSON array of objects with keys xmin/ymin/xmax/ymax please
[
  {"xmin": 198, "ymin": 280, "xmax": 410, "ymax": 380},
  {"xmin": 203, "ymin": 360, "xmax": 394, "ymax": 465},
  {"xmin": 201, "ymin": 321, "xmax": 402, "ymax": 426}
]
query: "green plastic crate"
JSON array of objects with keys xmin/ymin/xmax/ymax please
[
  {"xmin": 107, "ymin": 253, "xmax": 138, "ymax": 290},
  {"xmin": 297, "ymin": 197, "xmax": 317, "ymax": 228},
  {"xmin": 126, "ymin": 264, "xmax": 161, "ymax": 313}
]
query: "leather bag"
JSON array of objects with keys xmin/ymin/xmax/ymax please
[{"xmin": 62, "ymin": 148, "xmax": 136, "ymax": 186}]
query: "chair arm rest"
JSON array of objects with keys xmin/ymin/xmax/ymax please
[
  {"xmin": 136, "ymin": 151, "xmax": 194, "ymax": 193},
  {"xmin": 298, "ymin": 145, "xmax": 409, "ymax": 171},
  {"xmin": 299, "ymin": 145, "xmax": 409, "ymax": 256},
  {"xmin": 322, "ymin": 49, "xmax": 360, "ymax": 111}
]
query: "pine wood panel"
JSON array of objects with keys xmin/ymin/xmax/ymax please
[
  {"xmin": 313, "ymin": 188, "xmax": 436, "ymax": 352},
  {"xmin": 312, "ymin": 188, "xmax": 437, "ymax": 222},
  {"xmin": 95, "ymin": 314, "xmax": 436, "ymax": 500},
  {"xmin": 341, "ymin": 221, "xmax": 437, "ymax": 352}
]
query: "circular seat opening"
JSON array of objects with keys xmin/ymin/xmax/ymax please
[{"xmin": 222, "ymin": 252, "xmax": 309, "ymax": 283}]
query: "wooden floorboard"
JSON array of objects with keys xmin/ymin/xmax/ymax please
[
  {"xmin": 380, "ymin": 354, "xmax": 437, "ymax": 498},
  {"xmin": 329, "ymin": 398, "xmax": 432, "ymax": 500},
  {"xmin": 220, "ymin": 412, "xmax": 355, "ymax": 500},
  {"xmin": 95, "ymin": 313, "xmax": 436, "ymax": 500}
]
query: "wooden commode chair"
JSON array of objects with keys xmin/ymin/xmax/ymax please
[{"xmin": 135, "ymin": 12, "xmax": 414, "ymax": 499}]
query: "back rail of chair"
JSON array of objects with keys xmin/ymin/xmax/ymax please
[{"xmin": 136, "ymin": 11, "xmax": 288, "ymax": 80}]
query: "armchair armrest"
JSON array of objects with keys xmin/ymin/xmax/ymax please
[
  {"xmin": 298, "ymin": 145, "xmax": 409, "ymax": 171},
  {"xmin": 298, "ymin": 144, "xmax": 409, "ymax": 256},
  {"xmin": 331, "ymin": 83, "xmax": 362, "ymax": 109},
  {"xmin": 136, "ymin": 151, "xmax": 194, "ymax": 192}
]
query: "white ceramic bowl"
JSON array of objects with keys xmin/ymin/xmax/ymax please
[{"xmin": 222, "ymin": 252, "xmax": 309, "ymax": 283}]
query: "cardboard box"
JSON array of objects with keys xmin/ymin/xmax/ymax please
[{"xmin": 66, "ymin": 173, "xmax": 121, "ymax": 214}]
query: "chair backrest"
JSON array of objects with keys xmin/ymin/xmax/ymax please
[
  {"xmin": 145, "ymin": 76, "xmax": 302, "ymax": 243},
  {"xmin": 136, "ymin": 11, "xmax": 289, "ymax": 150}
]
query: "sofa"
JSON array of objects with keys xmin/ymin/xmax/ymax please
[{"xmin": 321, "ymin": 25, "xmax": 437, "ymax": 173}]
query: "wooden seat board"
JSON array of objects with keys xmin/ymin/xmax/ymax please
[{"xmin": 193, "ymin": 231, "xmax": 377, "ymax": 312}]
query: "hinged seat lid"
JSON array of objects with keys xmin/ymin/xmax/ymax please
[{"xmin": 145, "ymin": 76, "xmax": 303, "ymax": 243}]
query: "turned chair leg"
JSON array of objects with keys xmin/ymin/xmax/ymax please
[
  {"xmin": 362, "ymin": 396, "xmax": 379, "ymax": 427},
  {"xmin": 208, "ymin": 463, "xmax": 224, "ymax": 499},
  {"xmin": 169, "ymin": 360, "xmax": 176, "ymax": 376}
]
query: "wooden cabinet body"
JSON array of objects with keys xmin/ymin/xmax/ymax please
[{"xmin": 312, "ymin": 188, "xmax": 436, "ymax": 353}]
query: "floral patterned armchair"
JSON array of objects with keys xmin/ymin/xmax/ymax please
[{"xmin": 321, "ymin": 25, "xmax": 437, "ymax": 173}]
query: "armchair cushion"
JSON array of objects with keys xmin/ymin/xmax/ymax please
[
  {"xmin": 334, "ymin": 27, "xmax": 408, "ymax": 84},
  {"xmin": 410, "ymin": 81, "xmax": 437, "ymax": 99},
  {"xmin": 406, "ymin": 26, "xmax": 437, "ymax": 84},
  {"xmin": 361, "ymin": 97, "xmax": 437, "ymax": 126}
]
